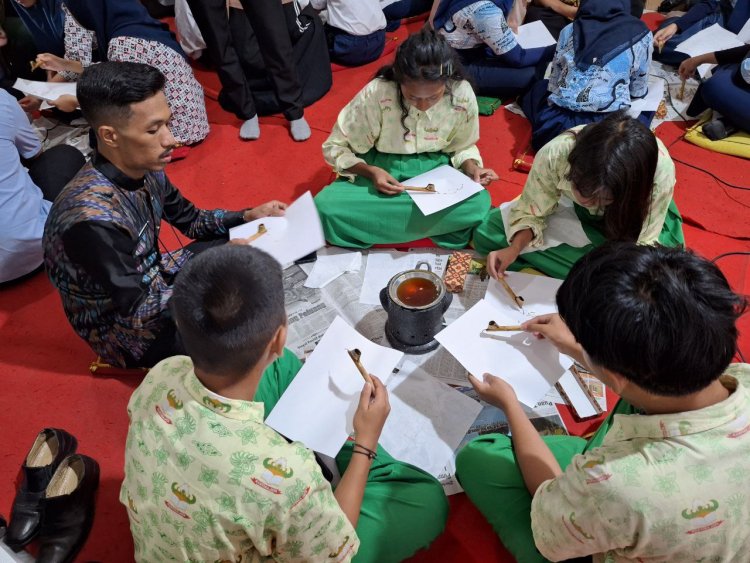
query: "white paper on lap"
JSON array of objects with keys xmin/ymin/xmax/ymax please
[
  {"xmin": 229, "ymin": 191, "xmax": 324, "ymax": 268},
  {"xmin": 404, "ymin": 165, "xmax": 485, "ymax": 216},
  {"xmin": 379, "ymin": 359, "xmax": 482, "ymax": 480},
  {"xmin": 436, "ymin": 298, "xmax": 572, "ymax": 406},
  {"xmin": 265, "ymin": 316, "xmax": 403, "ymax": 458},
  {"xmin": 515, "ymin": 20, "xmax": 556, "ymax": 49},
  {"xmin": 500, "ymin": 196, "xmax": 591, "ymax": 253}
]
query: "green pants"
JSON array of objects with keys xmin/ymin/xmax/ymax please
[
  {"xmin": 314, "ymin": 150, "xmax": 492, "ymax": 249},
  {"xmin": 455, "ymin": 400, "xmax": 637, "ymax": 562},
  {"xmin": 255, "ymin": 349, "xmax": 449, "ymax": 562},
  {"xmin": 472, "ymin": 199, "xmax": 685, "ymax": 279}
]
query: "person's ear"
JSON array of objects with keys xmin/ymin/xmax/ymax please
[
  {"xmin": 601, "ymin": 367, "xmax": 628, "ymax": 395},
  {"xmin": 268, "ymin": 324, "xmax": 287, "ymax": 360},
  {"xmin": 97, "ymin": 125, "xmax": 118, "ymax": 148}
]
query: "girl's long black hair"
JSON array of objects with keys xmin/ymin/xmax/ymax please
[{"xmin": 566, "ymin": 112, "xmax": 659, "ymax": 241}]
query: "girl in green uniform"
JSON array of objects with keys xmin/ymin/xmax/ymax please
[
  {"xmin": 315, "ymin": 28, "xmax": 498, "ymax": 249},
  {"xmin": 474, "ymin": 112, "xmax": 684, "ymax": 279}
]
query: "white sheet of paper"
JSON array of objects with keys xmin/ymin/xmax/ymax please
[
  {"xmin": 358, "ymin": 250, "xmax": 449, "ymax": 305},
  {"xmin": 738, "ymin": 17, "xmax": 750, "ymax": 43},
  {"xmin": 557, "ymin": 370, "xmax": 599, "ymax": 419},
  {"xmin": 229, "ymin": 191, "xmax": 324, "ymax": 268},
  {"xmin": 628, "ymin": 76, "xmax": 664, "ymax": 115},
  {"xmin": 484, "ymin": 271, "xmax": 563, "ymax": 319},
  {"xmin": 304, "ymin": 247, "xmax": 362, "ymax": 289},
  {"xmin": 404, "ymin": 165, "xmax": 484, "ymax": 216},
  {"xmin": 436, "ymin": 297, "xmax": 572, "ymax": 406},
  {"xmin": 515, "ymin": 20, "xmax": 556, "ymax": 49},
  {"xmin": 379, "ymin": 359, "xmax": 482, "ymax": 479},
  {"xmin": 266, "ymin": 316, "xmax": 403, "ymax": 457},
  {"xmin": 13, "ymin": 78, "xmax": 77, "ymax": 102},
  {"xmin": 675, "ymin": 24, "xmax": 745, "ymax": 77},
  {"xmin": 500, "ymin": 197, "xmax": 591, "ymax": 253}
]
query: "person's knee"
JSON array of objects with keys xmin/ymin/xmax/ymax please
[{"xmin": 456, "ymin": 434, "xmax": 512, "ymax": 481}]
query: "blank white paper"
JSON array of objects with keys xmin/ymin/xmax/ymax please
[
  {"xmin": 379, "ymin": 359, "xmax": 482, "ymax": 479},
  {"xmin": 304, "ymin": 247, "xmax": 362, "ymax": 289},
  {"xmin": 404, "ymin": 165, "xmax": 485, "ymax": 216},
  {"xmin": 435, "ymin": 297, "xmax": 572, "ymax": 407},
  {"xmin": 13, "ymin": 78, "xmax": 76, "ymax": 102},
  {"xmin": 229, "ymin": 191, "xmax": 325, "ymax": 268},
  {"xmin": 265, "ymin": 316, "xmax": 403, "ymax": 458},
  {"xmin": 484, "ymin": 272, "xmax": 563, "ymax": 320},
  {"xmin": 515, "ymin": 20, "xmax": 557, "ymax": 50}
]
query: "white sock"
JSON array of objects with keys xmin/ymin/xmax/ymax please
[
  {"xmin": 289, "ymin": 117, "xmax": 311, "ymax": 141},
  {"xmin": 240, "ymin": 116, "xmax": 260, "ymax": 140}
]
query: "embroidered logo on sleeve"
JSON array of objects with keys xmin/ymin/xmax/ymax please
[{"xmin": 251, "ymin": 457, "xmax": 294, "ymax": 495}]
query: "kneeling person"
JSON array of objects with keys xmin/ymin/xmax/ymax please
[
  {"xmin": 43, "ymin": 61, "xmax": 285, "ymax": 368},
  {"xmin": 121, "ymin": 245, "xmax": 448, "ymax": 562}
]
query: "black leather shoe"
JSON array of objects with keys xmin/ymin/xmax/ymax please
[
  {"xmin": 5, "ymin": 429, "xmax": 77, "ymax": 550},
  {"xmin": 36, "ymin": 454, "xmax": 100, "ymax": 563}
]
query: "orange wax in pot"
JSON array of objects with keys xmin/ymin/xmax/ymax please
[{"xmin": 396, "ymin": 278, "xmax": 439, "ymax": 307}]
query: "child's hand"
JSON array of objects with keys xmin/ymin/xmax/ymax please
[
  {"xmin": 653, "ymin": 23, "xmax": 677, "ymax": 47},
  {"xmin": 461, "ymin": 159, "xmax": 499, "ymax": 186},
  {"xmin": 486, "ymin": 247, "xmax": 520, "ymax": 279},
  {"xmin": 370, "ymin": 167, "xmax": 404, "ymax": 195},
  {"xmin": 353, "ymin": 375, "xmax": 390, "ymax": 449},
  {"xmin": 18, "ymin": 96, "xmax": 43, "ymax": 113},
  {"xmin": 243, "ymin": 200, "xmax": 287, "ymax": 221},
  {"xmin": 468, "ymin": 373, "xmax": 518, "ymax": 410},
  {"xmin": 50, "ymin": 94, "xmax": 79, "ymax": 113},
  {"xmin": 678, "ymin": 56, "xmax": 700, "ymax": 81},
  {"xmin": 522, "ymin": 313, "xmax": 581, "ymax": 359}
]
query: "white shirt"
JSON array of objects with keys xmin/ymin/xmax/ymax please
[
  {"xmin": 0, "ymin": 90, "xmax": 49, "ymax": 283},
  {"xmin": 311, "ymin": 0, "xmax": 386, "ymax": 35}
]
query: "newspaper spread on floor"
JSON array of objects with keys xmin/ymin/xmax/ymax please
[{"xmin": 283, "ymin": 249, "xmax": 578, "ymax": 494}]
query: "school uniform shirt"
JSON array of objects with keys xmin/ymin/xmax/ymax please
[
  {"xmin": 323, "ymin": 78, "xmax": 483, "ymax": 179},
  {"xmin": 547, "ymin": 23, "xmax": 652, "ymax": 113},
  {"xmin": 0, "ymin": 90, "xmax": 47, "ymax": 283},
  {"xmin": 310, "ymin": 0, "xmax": 386, "ymax": 35},
  {"xmin": 530, "ymin": 363, "xmax": 750, "ymax": 562},
  {"xmin": 42, "ymin": 154, "xmax": 244, "ymax": 367},
  {"xmin": 120, "ymin": 355, "xmax": 359, "ymax": 562},
  {"xmin": 506, "ymin": 125, "xmax": 675, "ymax": 247}
]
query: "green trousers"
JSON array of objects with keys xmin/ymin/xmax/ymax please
[
  {"xmin": 455, "ymin": 400, "xmax": 637, "ymax": 562},
  {"xmin": 472, "ymin": 200, "xmax": 685, "ymax": 279},
  {"xmin": 314, "ymin": 150, "xmax": 492, "ymax": 249},
  {"xmin": 255, "ymin": 349, "xmax": 449, "ymax": 562}
]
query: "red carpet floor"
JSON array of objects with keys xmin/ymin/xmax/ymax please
[{"xmin": 1, "ymin": 19, "xmax": 749, "ymax": 563}]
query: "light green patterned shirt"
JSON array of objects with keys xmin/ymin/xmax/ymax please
[
  {"xmin": 507, "ymin": 126, "xmax": 676, "ymax": 248},
  {"xmin": 322, "ymin": 78, "xmax": 483, "ymax": 180},
  {"xmin": 531, "ymin": 364, "xmax": 750, "ymax": 562},
  {"xmin": 120, "ymin": 356, "xmax": 358, "ymax": 563}
]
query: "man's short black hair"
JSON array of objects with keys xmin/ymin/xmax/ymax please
[
  {"xmin": 171, "ymin": 245, "xmax": 286, "ymax": 378},
  {"xmin": 557, "ymin": 242, "xmax": 746, "ymax": 396},
  {"xmin": 77, "ymin": 61, "xmax": 165, "ymax": 128}
]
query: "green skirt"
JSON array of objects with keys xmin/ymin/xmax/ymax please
[
  {"xmin": 472, "ymin": 199, "xmax": 685, "ymax": 279},
  {"xmin": 314, "ymin": 149, "xmax": 492, "ymax": 249}
]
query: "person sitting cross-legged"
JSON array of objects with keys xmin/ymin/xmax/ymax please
[
  {"xmin": 120, "ymin": 244, "xmax": 449, "ymax": 562},
  {"xmin": 43, "ymin": 61, "xmax": 286, "ymax": 368},
  {"xmin": 457, "ymin": 242, "xmax": 750, "ymax": 562}
]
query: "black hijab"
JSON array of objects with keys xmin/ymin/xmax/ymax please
[{"xmin": 573, "ymin": 0, "xmax": 650, "ymax": 69}]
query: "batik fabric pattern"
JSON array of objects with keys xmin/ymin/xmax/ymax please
[
  {"xmin": 548, "ymin": 23, "xmax": 652, "ymax": 113},
  {"xmin": 60, "ymin": 6, "xmax": 209, "ymax": 144},
  {"xmin": 120, "ymin": 354, "xmax": 359, "ymax": 562},
  {"xmin": 531, "ymin": 364, "xmax": 750, "ymax": 562},
  {"xmin": 43, "ymin": 159, "xmax": 239, "ymax": 367}
]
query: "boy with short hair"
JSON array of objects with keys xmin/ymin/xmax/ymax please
[
  {"xmin": 457, "ymin": 242, "xmax": 750, "ymax": 562},
  {"xmin": 120, "ymin": 245, "xmax": 447, "ymax": 562}
]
